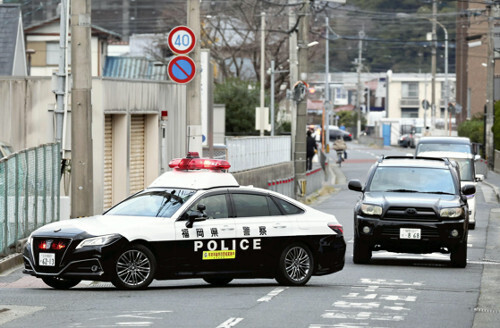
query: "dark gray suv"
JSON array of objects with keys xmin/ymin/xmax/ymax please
[{"xmin": 348, "ymin": 156, "xmax": 475, "ymax": 268}]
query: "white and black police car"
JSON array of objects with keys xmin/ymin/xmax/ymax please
[{"xmin": 23, "ymin": 153, "xmax": 346, "ymax": 290}]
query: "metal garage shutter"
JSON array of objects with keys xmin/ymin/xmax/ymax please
[
  {"xmin": 130, "ymin": 115, "xmax": 145, "ymax": 195},
  {"xmin": 103, "ymin": 115, "xmax": 113, "ymax": 210}
]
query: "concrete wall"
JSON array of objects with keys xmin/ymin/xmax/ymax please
[
  {"xmin": 232, "ymin": 162, "xmax": 294, "ymax": 190},
  {"xmin": 359, "ymin": 135, "xmax": 384, "ymax": 148}
]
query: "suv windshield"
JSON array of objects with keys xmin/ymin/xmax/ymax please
[
  {"xmin": 105, "ymin": 189, "xmax": 195, "ymax": 217},
  {"xmin": 368, "ymin": 167, "xmax": 456, "ymax": 194},
  {"xmin": 416, "ymin": 143, "xmax": 471, "ymax": 154}
]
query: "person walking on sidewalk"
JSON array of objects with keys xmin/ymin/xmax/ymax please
[{"xmin": 306, "ymin": 130, "xmax": 317, "ymax": 171}]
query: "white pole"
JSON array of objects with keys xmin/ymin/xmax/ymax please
[{"xmin": 260, "ymin": 12, "xmax": 266, "ymax": 136}]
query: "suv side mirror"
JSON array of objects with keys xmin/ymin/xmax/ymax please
[
  {"xmin": 474, "ymin": 154, "xmax": 481, "ymax": 161},
  {"xmin": 348, "ymin": 179, "xmax": 363, "ymax": 192},
  {"xmin": 461, "ymin": 184, "xmax": 476, "ymax": 196}
]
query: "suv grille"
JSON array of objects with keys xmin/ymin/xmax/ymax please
[{"xmin": 384, "ymin": 207, "xmax": 438, "ymax": 222}]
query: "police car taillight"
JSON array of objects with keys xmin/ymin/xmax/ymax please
[
  {"xmin": 168, "ymin": 153, "xmax": 231, "ymax": 171},
  {"xmin": 328, "ymin": 223, "xmax": 343, "ymax": 235}
]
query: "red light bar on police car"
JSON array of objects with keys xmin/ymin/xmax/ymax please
[{"xmin": 168, "ymin": 153, "xmax": 231, "ymax": 170}]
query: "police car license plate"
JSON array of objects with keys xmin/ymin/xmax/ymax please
[
  {"xmin": 39, "ymin": 253, "xmax": 55, "ymax": 266},
  {"xmin": 400, "ymin": 228, "xmax": 421, "ymax": 240}
]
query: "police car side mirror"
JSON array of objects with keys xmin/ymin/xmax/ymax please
[{"xmin": 185, "ymin": 204, "xmax": 208, "ymax": 228}]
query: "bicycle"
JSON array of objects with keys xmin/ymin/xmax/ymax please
[{"xmin": 336, "ymin": 150, "xmax": 344, "ymax": 167}]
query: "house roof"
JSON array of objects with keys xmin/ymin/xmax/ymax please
[
  {"xmin": 25, "ymin": 16, "xmax": 121, "ymax": 40},
  {"xmin": 103, "ymin": 56, "xmax": 167, "ymax": 80},
  {"xmin": 0, "ymin": 4, "xmax": 21, "ymax": 75}
]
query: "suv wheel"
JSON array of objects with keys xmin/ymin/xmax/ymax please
[
  {"xmin": 353, "ymin": 236, "xmax": 371, "ymax": 264},
  {"xmin": 450, "ymin": 240, "xmax": 467, "ymax": 268}
]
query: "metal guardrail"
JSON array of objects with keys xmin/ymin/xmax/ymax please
[
  {"xmin": 226, "ymin": 136, "xmax": 291, "ymax": 172},
  {"xmin": 0, "ymin": 143, "xmax": 60, "ymax": 255},
  {"xmin": 267, "ymin": 166, "xmax": 326, "ymax": 199}
]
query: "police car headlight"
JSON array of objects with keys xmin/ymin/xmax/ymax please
[
  {"xmin": 440, "ymin": 207, "xmax": 463, "ymax": 218},
  {"xmin": 76, "ymin": 234, "xmax": 121, "ymax": 249},
  {"xmin": 361, "ymin": 204, "xmax": 382, "ymax": 216}
]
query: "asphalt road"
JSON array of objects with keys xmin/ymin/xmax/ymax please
[{"xmin": 1, "ymin": 142, "xmax": 499, "ymax": 328}]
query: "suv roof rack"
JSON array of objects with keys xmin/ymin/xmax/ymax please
[{"xmin": 378, "ymin": 155, "xmax": 449, "ymax": 165}]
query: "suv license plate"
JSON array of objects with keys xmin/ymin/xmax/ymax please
[
  {"xmin": 400, "ymin": 228, "xmax": 421, "ymax": 240},
  {"xmin": 39, "ymin": 253, "xmax": 55, "ymax": 266}
]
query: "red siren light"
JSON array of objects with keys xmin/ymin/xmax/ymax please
[{"xmin": 168, "ymin": 153, "xmax": 231, "ymax": 170}]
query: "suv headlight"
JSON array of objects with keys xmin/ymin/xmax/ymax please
[
  {"xmin": 440, "ymin": 207, "xmax": 463, "ymax": 218},
  {"xmin": 76, "ymin": 234, "xmax": 121, "ymax": 249},
  {"xmin": 361, "ymin": 204, "xmax": 382, "ymax": 216}
]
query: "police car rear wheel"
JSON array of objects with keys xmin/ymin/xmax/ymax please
[
  {"xmin": 203, "ymin": 277, "xmax": 233, "ymax": 286},
  {"xmin": 42, "ymin": 277, "xmax": 81, "ymax": 290},
  {"xmin": 276, "ymin": 244, "xmax": 313, "ymax": 286},
  {"xmin": 111, "ymin": 244, "xmax": 157, "ymax": 290}
]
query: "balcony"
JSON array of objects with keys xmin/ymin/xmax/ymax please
[{"xmin": 400, "ymin": 98, "xmax": 420, "ymax": 107}]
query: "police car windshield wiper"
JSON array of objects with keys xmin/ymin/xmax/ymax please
[{"xmin": 385, "ymin": 189, "xmax": 419, "ymax": 193}]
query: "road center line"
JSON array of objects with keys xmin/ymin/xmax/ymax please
[
  {"xmin": 257, "ymin": 287, "xmax": 288, "ymax": 302},
  {"xmin": 216, "ymin": 317, "xmax": 244, "ymax": 328}
]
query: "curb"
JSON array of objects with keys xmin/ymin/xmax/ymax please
[
  {"xmin": 0, "ymin": 253, "xmax": 23, "ymax": 274},
  {"xmin": 482, "ymin": 180, "xmax": 500, "ymax": 202}
]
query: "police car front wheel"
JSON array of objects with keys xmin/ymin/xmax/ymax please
[
  {"xmin": 276, "ymin": 243, "xmax": 313, "ymax": 286},
  {"xmin": 111, "ymin": 244, "xmax": 157, "ymax": 290}
]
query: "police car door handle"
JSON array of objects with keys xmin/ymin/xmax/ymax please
[
  {"xmin": 273, "ymin": 224, "xmax": 287, "ymax": 229},
  {"xmin": 221, "ymin": 225, "xmax": 234, "ymax": 231}
]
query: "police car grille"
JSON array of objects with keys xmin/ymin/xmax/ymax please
[
  {"xmin": 381, "ymin": 227, "xmax": 440, "ymax": 238},
  {"xmin": 384, "ymin": 207, "xmax": 438, "ymax": 222},
  {"xmin": 33, "ymin": 237, "xmax": 72, "ymax": 273}
]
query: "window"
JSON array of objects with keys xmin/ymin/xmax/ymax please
[
  {"xmin": 105, "ymin": 189, "xmax": 195, "ymax": 217},
  {"xmin": 46, "ymin": 42, "xmax": 71, "ymax": 65},
  {"xmin": 232, "ymin": 193, "xmax": 280, "ymax": 217},
  {"xmin": 189, "ymin": 194, "xmax": 229, "ymax": 219},
  {"xmin": 401, "ymin": 108, "xmax": 418, "ymax": 118},
  {"xmin": 334, "ymin": 87, "xmax": 347, "ymax": 100},
  {"xmin": 272, "ymin": 196, "xmax": 304, "ymax": 215},
  {"xmin": 402, "ymin": 82, "xmax": 418, "ymax": 98}
]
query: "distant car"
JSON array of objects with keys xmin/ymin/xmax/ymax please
[
  {"xmin": 398, "ymin": 134, "xmax": 415, "ymax": 148},
  {"xmin": 329, "ymin": 128, "xmax": 352, "ymax": 141},
  {"xmin": 415, "ymin": 137, "xmax": 477, "ymax": 157},
  {"xmin": 418, "ymin": 151, "xmax": 484, "ymax": 230},
  {"xmin": 23, "ymin": 152, "xmax": 346, "ymax": 289},
  {"xmin": 348, "ymin": 156, "xmax": 475, "ymax": 268}
]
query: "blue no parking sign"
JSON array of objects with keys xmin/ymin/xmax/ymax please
[{"xmin": 167, "ymin": 56, "xmax": 196, "ymax": 84}]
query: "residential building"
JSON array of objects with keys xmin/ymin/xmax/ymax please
[{"xmin": 0, "ymin": 4, "xmax": 27, "ymax": 76}]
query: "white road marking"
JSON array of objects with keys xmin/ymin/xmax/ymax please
[
  {"xmin": 116, "ymin": 322, "xmax": 153, "ymax": 327},
  {"xmin": 216, "ymin": 317, "xmax": 244, "ymax": 328},
  {"xmin": 257, "ymin": 287, "xmax": 288, "ymax": 302}
]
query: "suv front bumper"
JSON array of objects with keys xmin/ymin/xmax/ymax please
[{"xmin": 355, "ymin": 216, "xmax": 467, "ymax": 254}]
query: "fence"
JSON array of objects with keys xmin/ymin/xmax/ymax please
[
  {"xmin": 0, "ymin": 143, "xmax": 60, "ymax": 255},
  {"xmin": 226, "ymin": 136, "xmax": 291, "ymax": 172}
]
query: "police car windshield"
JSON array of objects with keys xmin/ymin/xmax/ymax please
[
  {"xmin": 368, "ymin": 167, "xmax": 456, "ymax": 194},
  {"xmin": 105, "ymin": 189, "xmax": 195, "ymax": 217}
]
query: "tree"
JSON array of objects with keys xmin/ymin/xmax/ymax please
[
  {"xmin": 457, "ymin": 114, "xmax": 484, "ymax": 147},
  {"xmin": 214, "ymin": 78, "xmax": 268, "ymax": 136}
]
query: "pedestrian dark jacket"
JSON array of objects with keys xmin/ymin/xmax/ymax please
[{"xmin": 307, "ymin": 134, "xmax": 317, "ymax": 157}]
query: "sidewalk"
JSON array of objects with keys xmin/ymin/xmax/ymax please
[{"xmin": 473, "ymin": 169, "xmax": 500, "ymax": 327}]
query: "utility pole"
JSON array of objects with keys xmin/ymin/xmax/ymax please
[
  {"xmin": 186, "ymin": 0, "xmax": 202, "ymax": 154},
  {"xmin": 55, "ymin": 0, "xmax": 68, "ymax": 145},
  {"xmin": 356, "ymin": 30, "xmax": 364, "ymax": 139},
  {"xmin": 294, "ymin": 0, "xmax": 309, "ymax": 200},
  {"xmin": 324, "ymin": 16, "xmax": 330, "ymax": 150},
  {"xmin": 431, "ymin": 0, "xmax": 437, "ymax": 128},
  {"xmin": 70, "ymin": 0, "xmax": 93, "ymax": 217},
  {"xmin": 289, "ymin": 1, "xmax": 298, "ymax": 158},
  {"xmin": 485, "ymin": 3, "xmax": 498, "ymax": 168},
  {"xmin": 260, "ymin": 12, "xmax": 266, "ymax": 137}
]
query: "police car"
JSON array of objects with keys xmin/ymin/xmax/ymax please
[{"xmin": 23, "ymin": 153, "xmax": 346, "ymax": 290}]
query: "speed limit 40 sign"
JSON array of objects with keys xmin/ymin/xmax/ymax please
[{"xmin": 168, "ymin": 26, "xmax": 196, "ymax": 55}]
